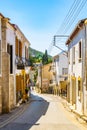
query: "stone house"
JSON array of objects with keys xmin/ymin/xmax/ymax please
[
  {"xmin": 66, "ymin": 19, "xmax": 87, "ymax": 116},
  {"xmin": 0, "ymin": 13, "xmax": 30, "ymax": 113}
]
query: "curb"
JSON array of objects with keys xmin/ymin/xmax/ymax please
[
  {"xmin": 67, "ymin": 104, "xmax": 87, "ymax": 123},
  {"xmin": 60, "ymin": 97, "xmax": 87, "ymax": 123}
]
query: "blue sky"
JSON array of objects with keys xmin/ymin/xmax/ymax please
[{"xmin": 0, "ymin": 0, "xmax": 87, "ymax": 56}]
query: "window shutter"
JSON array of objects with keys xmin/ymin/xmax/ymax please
[
  {"xmin": 15, "ymin": 37, "xmax": 18, "ymax": 56},
  {"xmin": 19, "ymin": 41, "xmax": 22, "ymax": 57},
  {"xmin": 25, "ymin": 46, "xmax": 26, "ymax": 59}
]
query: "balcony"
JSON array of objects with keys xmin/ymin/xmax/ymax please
[
  {"xmin": 15, "ymin": 56, "xmax": 25, "ymax": 69},
  {"xmin": 15, "ymin": 56, "xmax": 31, "ymax": 69},
  {"xmin": 25, "ymin": 59, "xmax": 31, "ymax": 67}
]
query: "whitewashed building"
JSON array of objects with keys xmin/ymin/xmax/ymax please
[
  {"xmin": 66, "ymin": 19, "xmax": 87, "ymax": 116},
  {"xmin": 53, "ymin": 52, "xmax": 68, "ymax": 85},
  {"xmin": 52, "ymin": 52, "xmax": 68, "ymax": 95}
]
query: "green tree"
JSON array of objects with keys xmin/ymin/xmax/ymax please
[{"xmin": 42, "ymin": 50, "xmax": 48, "ymax": 65}]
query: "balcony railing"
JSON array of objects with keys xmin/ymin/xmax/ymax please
[
  {"xmin": 15, "ymin": 56, "xmax": 31, "ymax": 69},
  {"xmin": 25, "ymin": 58, "xmax": 31, "ymax": 66}
]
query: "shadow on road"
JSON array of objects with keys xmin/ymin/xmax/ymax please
[
  {"xmin": 0, "ymin": 92, "xmax": 49, "ymax": 130},
  {"xmin": 26, "ymin": 92, "xmax": 50, "ymax": 129}
]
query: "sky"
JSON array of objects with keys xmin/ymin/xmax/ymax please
[{"xmin": 0, "ymin": 0, "xmax": 87, "ymax": 56}]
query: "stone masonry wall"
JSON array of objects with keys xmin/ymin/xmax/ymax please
[
  {"xmin": 1, "ymin": 18, "xmax": 10, "ymax": 113},
  {"xmin": 2, "ymin": 52, "xmax": 10, "ymax": 113},
  {"xmin": 9, "ymin": 75, "xmax": 14, "ymax": 109}
]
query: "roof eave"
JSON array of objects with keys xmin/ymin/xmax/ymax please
[{"xmin": 66, "ymin": 19, "xmax": 87, "ymax": 45}]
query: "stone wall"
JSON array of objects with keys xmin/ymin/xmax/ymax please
[
  {"xmin": 2, "ymin": 52, "xmax": 10, "ymax": 113},
  {"xmin": 9, "ymin": 75, "xmax": 15, "ymax": 109}
]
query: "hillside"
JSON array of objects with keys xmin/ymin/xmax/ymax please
[
  {"xmin": 29, "ymin": 47, "xmax": 52, "ymax": 58},
  {"xmin": 29, "ymin": 47, "xmax": 52, "ymax": 66},
  {"xmin": 29, "ymin": 47, "xmax": 44, "ymax": 58}
]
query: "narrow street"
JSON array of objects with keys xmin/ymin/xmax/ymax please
[{"xmin": 0, "ymin": 91, "xmax": 87, "ymax": 130}]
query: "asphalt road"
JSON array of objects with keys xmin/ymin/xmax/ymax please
[{"xmin": 0, "ymin": 91, "xmax": 87, "ymax": 130}]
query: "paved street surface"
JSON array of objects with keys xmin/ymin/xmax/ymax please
[{"xmin": 0, "ymin": 91, "xmax": 87, "ymax": 130}]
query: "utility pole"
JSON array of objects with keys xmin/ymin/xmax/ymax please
[
  {"xmin": 53, "ymin": 35, "xmax": 69, "ymax": 55},
  {"xmin": 53, "ymin": 35, "xmax": 69, "ymax": 96}
]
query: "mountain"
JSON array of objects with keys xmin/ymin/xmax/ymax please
[
  {"xmin": 29, "ymin": 47, "xmax": 52, "ymax": 58},
  {"xmin": 29, "ymin": 47, "xmax": 52, "ymax": 66},
  {"xmin": 29, "ymin": 47, "xmax": 44, "ymax": 58}
]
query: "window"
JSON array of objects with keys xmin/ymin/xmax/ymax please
[
  {"xmin": 72, "ymin": 47, "xmax": 75, "ymax": 64},
  {"xmin": 78, "ymin": 80, "xmax": 81, "ymax": 102},
  {"xmin": 25, "ymin": 46, "xmax": 29, "ymax": 59},
  {"xmin": 79, "ymin": 41, "xmax": 82, "ymax": 62},
  {"xmin": 7, "ymin": 43, "xmax": 10, "ymax": 54},
  {"xmin": 27, "ymin": 48, "xmax": 29, "ymax": 59},
  {"xmin": 10, "ymin": 45, "xmax": 13, "ymax": 74},
  {"xmin": 7, "ymin": 43, "xmax": 13, "ymax": 74},
  {"xmin": 0, "ymin": 40, "xmax": 1, "ymax": 74},
  {"xmin": 15, "ymin": 37, "xmax": 18, "ymax": 56},
  {"xmin": 15, "ymin": 37, "xmax": 22, "ymax": 58},
  {"xmin": 62, "ymin": 68, "xmax": 68, "ymax": 75},
  {"xmin": 19, "ymin": 41, "xmax": 22, "ymax": 57},
  {"xmin": 25, "ymin": 46, "xmax": 27, "ymax": 59}
]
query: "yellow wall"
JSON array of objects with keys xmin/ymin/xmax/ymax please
[
  {"xmin": 41, "ymin": 63, "xmax": 53, "ymax": 93},
  {"xmin": 16, "ymin": 71, "xmax": 30, "ymax": 103},
  {"xmin": 42, "ymin": 63, "xmax": 52, "ymax": 81}
]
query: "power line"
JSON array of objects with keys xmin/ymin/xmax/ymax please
[
  {"xmin": 48, "ymin": 0, "xmax": 87, "ymax": 56},
  {"xmin": 48, "ymin": 0, "xmax": 79, "ymax": 55},
  {"xmin": 56, "ymin": 0, "xmax": 87, "ymax": 44},
  {"xmin": 63, "ymin": 0, "xmax": 87, "ymax": 34},
  {"xmin": 57, "ymin": 0, "xmax": 80, "ymax": 34},
  {"xmin": 57, "ymin": 0, "xmax": 86, "ymax": 34}
]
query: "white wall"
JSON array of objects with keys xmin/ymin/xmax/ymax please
[
  {"xmin": 6, "ymin": 23, "xmax": 16, "ymax": 105},
  {"xmin": 69, "ymin": 41, "xmax": 82, "ymax": 78},
  {"xmin": 59, "ymin": 53, "xmax": 68, "ymax": 75},
  {"xmin": 7, "ymin": 23, "xmax": 15, "ymax": 75},
  {"xmin": 68, "ymin": 27, "xmax": 85, "ymax": 113},
  {"xmin": 54, "ymin": 52, "xmax": 68, "ymax": 85}
]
